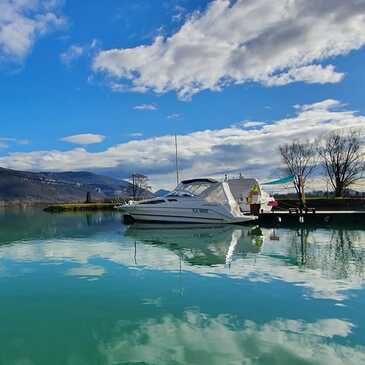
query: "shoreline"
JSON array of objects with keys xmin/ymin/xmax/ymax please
[
  {"xmin": 1, "ymin": 197, "xmax": 365, "ymax": 214},
  {"xmin": 43, "ymin": 203, "xmax": 118, "ymax": 213}
]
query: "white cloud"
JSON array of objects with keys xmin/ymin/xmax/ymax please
[
  {"xmin": 60, "ymin": 39, "xmax": 99, "ymax": 66},
  {"xmin": 0, "ymin": 138, "xmax": 14, "ymax": 149},
  {"xmin": 92, "ymin": 0, "xmax": 365, "ymax": 99},
  {"xmin": 133, "ymin": 104, "xmax": 157, "ymax": 111},
  {"xmin": 265, "ymin": 65, "xmax": 345, "ymax": 86},
  {"xmin": 167, "ymin": 113, "xmax": 182, "ymax": 119},
  {"xmin": 0, "ymin": 137, "xmax": 30, "ymax": 149},
  {"xmin": 0, "ymin": 0, "xmax": 65, "ymax": 61},
  {"xmin": 109, "ymin": 82, "xmax": 148, "ymax": 94},
  {"xmin": 0, "ymin": 142, "xmax": 9, "ymax": 149},
  {"xmin": 17, "ymin": 139, "xmax": 30, "ymax": 145},
  {"xmin": 128, "ymin": 132, "xmax": 143, "ymax": 138},
  {"xmin": 60, "ymin": 45, "xmax": 83, "ymax": 65},
  {"xmin": 0, "ymin": 99, "xmax": 364, "ymax": 189},
  {"xmin": 61, "ymin": 134, "xmax": 106, "ymax": 145},
  {"xmin": 172, "ymin": 5, "xmax": 187, "ymax": 23},
  {"xmin": 237, "ymin": 120, "xmax": 266, "ymax": 128},
  {"xmin": 301, "ymin": 99, "xmax": 344, "ymax": 112}
]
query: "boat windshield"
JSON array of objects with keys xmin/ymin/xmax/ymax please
[{"xmin": 168, "ymin": 182, "xmax": 215, "ymax": 197}]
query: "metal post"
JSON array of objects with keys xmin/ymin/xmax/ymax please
[{"xmin": 175, "ymin": 133, "xmax": 180, "ymax": 185}]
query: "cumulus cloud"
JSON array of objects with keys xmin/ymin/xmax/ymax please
[
  {"xmin": 61, "ymin": 134, "xmax": 106, "ymax": 145},
  {"xmin": 0, "ymin": 99, "xmax": 364, "ymax": 188},
  {"xmin": 0, "ymin": 0, "xmax": 65, "ymax": 61},
  {"xmin": 265, "ymin": 64, "xmax": 345, "ymax": 86},
  {"xmin": 133, "ymin": 104, "xmax": 158, "ymax": 111},
  {"xmin": 92, "ymin": 0, "xmax": 365, "ymax": 99}
]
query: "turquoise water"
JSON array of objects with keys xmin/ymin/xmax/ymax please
[{"xmin": 0, "ymin": 208, "xmax": 365, "ymax": 365}]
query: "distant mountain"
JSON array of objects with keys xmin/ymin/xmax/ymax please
[
  {"xmin": 154, "ymin": 189, "xmax": 170, "ymax": 197},
  {"xmin": 0, "ymin": 168, "xmax": 138, "ymax": 204}
]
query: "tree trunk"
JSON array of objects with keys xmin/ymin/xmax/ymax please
[
  {"xmin": 295, "ymin": 184, "xmax": 301, "ymax": 203},
  {"xmin": 335, "ymin": 185, "xmax": 344, "ymax": 198},
  {"xmin": 295, "ymin": 188, "xmax": 306, "ymax": 208},
  {"xmin": 297, "ymin": 176, "xmax": 306, "ymax": 209}
]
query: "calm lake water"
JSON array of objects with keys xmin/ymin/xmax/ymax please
[{"xmin": 0, "ymin": 209, "xmax": 365, "ymax": 365}]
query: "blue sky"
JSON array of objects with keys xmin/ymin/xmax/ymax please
[{"xmin": 1, "ymin": 0, "xmax": 365, "ymax": 189}]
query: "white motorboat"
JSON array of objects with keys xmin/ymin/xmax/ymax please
[{"xmin": 117, "ymin": 178, "xmax": 257, "ymax": 224}]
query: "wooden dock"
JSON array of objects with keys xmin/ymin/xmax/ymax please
[{"xmin": 258, "ymin": 210, "xmax": 365, "ymax": 227}]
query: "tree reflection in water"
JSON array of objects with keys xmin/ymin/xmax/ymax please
[
  {"xmin": 126, "ymin": 223, "xmax": 365, "ymax": 298},
  {"xmin": 289, "ymin": 227, "xmax": 365, "ymax": 281}
]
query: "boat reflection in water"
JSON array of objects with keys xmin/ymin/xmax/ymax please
[{"xmin": 125, "ymin": 224, "xmax": 264, "ymax": 267}]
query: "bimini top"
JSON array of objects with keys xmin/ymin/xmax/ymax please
[
  {"xmin": 181, "ymin": 178, "xmax": 218, "ymax": 185},
  {"xmin": 169, "ymin": 178, "xmax": 218, "ymax": 197}
]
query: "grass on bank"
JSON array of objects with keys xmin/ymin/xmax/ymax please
[{"xmin": 44, "ymin": 203, "xmax": 118, "ymax": 213}]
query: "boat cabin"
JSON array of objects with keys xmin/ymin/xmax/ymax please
[{"xmin": 227, "ymin": 177, "xmax": 275, "ymax": 213}]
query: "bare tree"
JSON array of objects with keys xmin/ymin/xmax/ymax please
[
  {"xmin": 318, "ymin": 130, "xmax": 364, "ymax": 197},
  {"xmin": 128, "ymin": 173, "xmax": 151, "ymax": 200},
  {"xmin": 279, "ymin": 140, "xmax": 317, "ymax": 208}
]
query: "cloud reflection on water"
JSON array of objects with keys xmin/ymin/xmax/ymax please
[
  {"xmin": 1, "ymin": 212, "xmax": 365, "ymax": 364},
  {"xmin": 98, "ymin": 312, "xmax": 363, "ymax": 365},
  {"xmin": 0, "ymin": 219, "xmax": 364, "ymax": 302}
]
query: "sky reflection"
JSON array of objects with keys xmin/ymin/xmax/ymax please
[{"xmin": 0, "ymin": 210, "xmax": 365, "ymax": 364}]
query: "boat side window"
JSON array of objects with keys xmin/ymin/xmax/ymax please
[
  {"xmin": 140, "ymin": 199, "xmax": 166, "ymax": 205},
  {"xmin": 175, "ymin": 182, "xmax": 213, "ymax": 196},
  {"xmin": 167, "ymin": 192, "xmax": 194, "ymax": 197},
  {"xmin": 167, "ymin": 198, "xmax": 178, "ymax": 202}
]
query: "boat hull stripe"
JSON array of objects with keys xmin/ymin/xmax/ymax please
[{"xmin": 128, "ymin": 213, "xmax": 224, "ymax": 221}]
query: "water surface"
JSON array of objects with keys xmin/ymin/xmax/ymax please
[{"xmin": 0, "ymin": 208, "xmax": 365, "ymax": 365}]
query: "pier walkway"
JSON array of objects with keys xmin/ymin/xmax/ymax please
[{"xmin": 258, "ymin": 210, "xmax": 365, "ymax": 226}]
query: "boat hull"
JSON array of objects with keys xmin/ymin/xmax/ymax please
[
  {"xmin": 121, "ymin": 208, "xmax": 256, "ymax": 225},
  {"xmin": 118, "ymin": 192, "xmax": 257, "ymax": 225}
]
